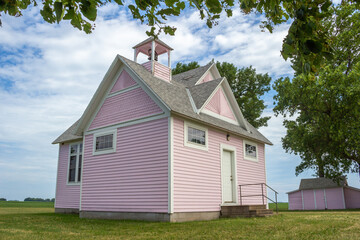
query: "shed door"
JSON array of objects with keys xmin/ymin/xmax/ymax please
[
  {"xmin": 315, "ymin": 189, "xmax": 326, "ymax": 210},
  {"xmin": 222, "ymin": 150, "xmax": 235, "ymax": 203}
]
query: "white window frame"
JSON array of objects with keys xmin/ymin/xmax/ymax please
[
  {"xmin": 243, "ymin": 140, "xmax": 258, "ymax": 162},
  {"xmin": 93, "ymin": 130, "xmax": 117, "ymax": 155},
  {"xmin": 67, "ymin": 142, "xmax": 83, "ymax": 185},
  {"xmin": 184, "ymin": 121, "xmax": 208, "ymax": 151}
]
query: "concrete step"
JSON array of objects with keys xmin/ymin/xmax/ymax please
[{"xmin": 221, "ymin": 205, "xmax": 273, "ymax": 218}]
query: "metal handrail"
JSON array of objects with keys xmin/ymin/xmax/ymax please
[{"xmin": 239, "ymin": 183, "xmax": 278, "ymax": 213}]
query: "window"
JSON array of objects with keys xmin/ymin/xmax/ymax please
[
  {"xmin": 184, "ymin": 121, "xmax": 208, "ymax": 150},
  {"xmin": 68, "ymin": 143, "xmax": 82, "ymax": 184},
  {"xmin": 93, "ymin": 130, "xmax": 117, "ymax": 155},
  {"xmin": 243, "ymin": 140, "xmax": 258, "ymax": 162}
]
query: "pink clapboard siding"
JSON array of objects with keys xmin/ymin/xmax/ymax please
[
  {"xmin": 326, "ymin": 188, "xmax": 345, "ymax": 209},
  {"xmin": 55, "ymin": 144, "xmax": 80, "ymax": 209},
  {"xmin": 154, "ymin": 61, "xmax": 171, "ymax": 82},
  {"xmin": 205, "ymin": 88, "xmax": 236, "ymax": 120},
  {"xmin": 344, "ymin": 188, "xmax": 360, "ymax": 209},
  {"xmin": 200, "ymin": 72, "xmax": 214, "ymax": 84},
  {"xmin": 89, "ymin": 87, "xmax": 163, "ymax": 130},
  {"xmin": 173, "ymin": 117, "xmax": 266, "ymax": 212},
  {"xmin": 288, "ymin": 191, "xmax": 302, "ymax": 210},
  {"xmin": 110, "ymin": 70, "xmax": 137, "ymax": 93},
  {"xmin": 81, "ymin": 118, "xmax": 169, "ymax": 213},
  {"xmin": 141, "ymin": 61, "xmax": 171, "ymax": 82}
]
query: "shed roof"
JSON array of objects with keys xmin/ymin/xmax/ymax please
[
  {"xmin": 287, "ymin": 177, "xmax": 348, "ymax": 194},
  {"xmin": 299, "ymin": 178, "xmax": 348, "ymax": 190}
]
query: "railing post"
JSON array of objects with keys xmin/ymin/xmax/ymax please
[
  {"xmin": 239, "ymin": 185, "xmax": 242, "ymax": 205},
  {"xmin": 275, "ymin": 192, "xmax": 278, "ymax": 213},
  {"xmin": 261, "ymin": 183, "xmax": 264, "ymax": 205}
]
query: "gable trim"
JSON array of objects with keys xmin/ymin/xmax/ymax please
[
  {"xmin": 107, "ymin": 85, "xmax": 140, "ymax": 98},
  {"xmin": 202, "ymin": 108, "xmax": 239, "ymax": 125},
  {"xmin": 186, "ymin": 88, "xmax": 198, "ymax": 113},
  {"xmin": 85, "ymin": 112, "xmax": 168, "ymax": 135},
  {"xmin": 194, "ymin": 62, "xmax": 220, "ymax": 85}
]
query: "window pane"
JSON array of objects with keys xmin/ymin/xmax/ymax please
[
  {"xmin": 188, "ymin": 127, "xmax": 206, "ymax": 146},
  {"xmin": 70, "ymin": 145, "xmax": 77, "ymax": 154},
  {"xmin": 96, "ymin": 134, "xmax": 113, "ymax": 151},
  {"xmin": 245, "ymin": 144, "xmax": 257, "ymax": 157},
  {"xmin": 68, "ymin": 156, "xmax": 76, "ymax": 182},
  {"xmin": 78, "ymin": 155, "xmax": 82, "ymax": 182}
]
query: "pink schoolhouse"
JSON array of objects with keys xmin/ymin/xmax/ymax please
[{"xmin": 53, "ymin": 38, "xmax": 273, "ymax": 222}]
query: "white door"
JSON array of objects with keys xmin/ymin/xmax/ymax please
[{"xmin": 222, "ymin": 150, "xmax": 234, "ymax": 203}]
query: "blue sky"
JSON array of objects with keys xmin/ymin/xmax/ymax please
[{"xmin": 0, "ymin": 3, "xmax": 359, "ymax": 202}]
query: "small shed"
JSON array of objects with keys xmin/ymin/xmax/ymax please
[{"xmin": 287, "ymin": 178, "xmax": 360, "ymax": 210}]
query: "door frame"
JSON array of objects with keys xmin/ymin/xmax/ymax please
[{"xmin": 220, "ymin": 144, "xmax": 239, "ymax": 205}]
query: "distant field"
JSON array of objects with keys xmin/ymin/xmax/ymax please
[
  {"xmin": 269, "ymin": 202, "xmax": 288, "ymax": 211},
  {"xmin": 1, "ymin": 201, "xmax": 359, "ymax": 240},
  {"xmin": 0, "ymin": 201, "xmax": 54, "ymax": 208}
]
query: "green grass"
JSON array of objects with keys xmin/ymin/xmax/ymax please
[{"xmin": 1, "ymin": 202, "xmax": 360, "ymax": 240}]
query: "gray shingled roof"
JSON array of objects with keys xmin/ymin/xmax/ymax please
[
  {"xmin": 172, "ymin": 62, "xmax": 212, "ymax": 87},
  {"xmin": 53, "ymin": 56, "xmax": 272, "ymax": 145},
  {"xmin": 132, "ymin": 37, "xmax": 174, "ymax": 51},
  {"xmin": 299, "ymin": 178, "xmax": 348, "ymax": 190},
  {"xmin": 52, "ymin": 119, "xmax": 82, "ymax": 144},
  {"xmin": 188, "ymin": 78, "xmax": 223, "ymax": 109}
]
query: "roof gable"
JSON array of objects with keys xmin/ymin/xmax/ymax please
[
  {"xmin": 74, "ymin": 56, "xmax": 170, "ymax": 135},
  {"xmin": 203, "ymin": 86, "xmax": 237, "ymax": 122}
]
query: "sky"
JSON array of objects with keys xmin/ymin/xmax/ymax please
[{"xmin": 0, "ymin": 2, "xmax": 359, "ymax": 202}]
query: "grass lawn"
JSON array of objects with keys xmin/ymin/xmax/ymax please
[{"xmin": 1, "ymin": 201, "xmax": 360, "ymax": 240}]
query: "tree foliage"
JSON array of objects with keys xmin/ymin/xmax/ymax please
[
  {"xmin": 24, "ymin": 197, "xmax": 55, "ymax": 202},
  {"xmin": 172, "ymin": 61, "xmax": 271, "ymax": 128},
  {"xmin": 273, "ymin": 2, "xmax": 360, "ymax": 180},
  {"xmin": 172, "ymin": 61, "xmax": 200, "ymax": 75},
  {"xmin": 2, "ymin": 1, "xmax": 359, "ymax": 74}
]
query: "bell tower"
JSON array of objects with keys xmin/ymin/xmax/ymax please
[{"xmin": 133, "ymin": 37, "xmax": 173, "ymax": 82}]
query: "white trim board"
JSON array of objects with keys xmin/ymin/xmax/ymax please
[
  {"xmin": 183, "ymin": 121, "xmax": 208, "ymax": 151},
  {"xmin": 168, "ymin": 116, "xmax": 174, "ymax": 213},
  {"xmin": 66, "ymin": 141, "xmax": 83, "ymax": 186},
  {"xmin": 92, "ymin": 129, "xmax": 117, "ymax": 156},
  {"xmin": 85, "ymin": 112, "xmax": 168, "ymax": 135},
  {"xmin": 220, "ymin": 143, "xmax": 238, "ymax": 205}
]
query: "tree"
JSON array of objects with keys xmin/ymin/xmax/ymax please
[
  {"xmin": 2, "ymin": 1, "xmax": 359, "ymax": 73},
  {"xmin": 172, "ymin": 61, "xmax": 271, "ymax": 128},
  {"xmin": 172, "ymin": 61, "xmax": 200, "ymax": 75},
  {"xmin": 273, "ymin": 3, "xmax": 360, "ymax": 180}
]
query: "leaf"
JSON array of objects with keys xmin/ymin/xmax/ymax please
[
  {"xmin": 305, "ymin": 40, "xmax": 322, "ymax": 54},
  {"xmin": 205, "ymin": 0, "xmax": 222, "ymax": 14},
  {"xmin": 40, "ymin": 4, "xmax": 56, "ymax": 23},
  {"xmin": 80, "ymin": 0, "xmax": 97, "ymax": 21},
  {"xmin": 54, "ymin": 1, "xmax": 63, "ymax": 24},
  {"xmin": 113, "ymin": 0, "xmax": 124, "ymax": 5},
  {"xmin": 70, "ymin": 14, "xmax": 82, "ymax": 30},
  {"xmin": 63, "ymin": 8, "xmax": 75, "ymax": 20}
]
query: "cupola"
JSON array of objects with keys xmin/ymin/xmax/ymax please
[{"xmin": 133, "ymin": 37, "xmax": 173, "ymax": 82}]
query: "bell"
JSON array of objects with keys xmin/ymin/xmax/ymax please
[{"xmin": 147, "ymin": 48, "xmax": 158, "ymax": 61}]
